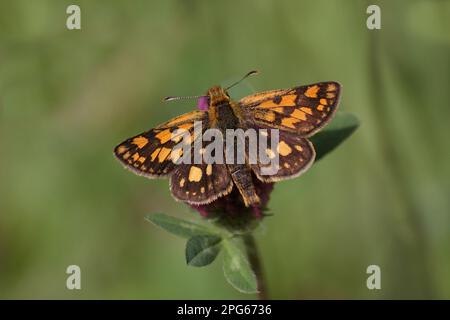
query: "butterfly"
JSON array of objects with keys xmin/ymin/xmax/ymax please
[{"xmin": 114, "ymin": 72, "xmax": 341, "ymax": 207}]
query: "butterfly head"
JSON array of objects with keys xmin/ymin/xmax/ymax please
[
  {"xmin": 207, "ymin": 86, "xmax": 230, "ymax": 107},
  {"xmin": 166, "ymin": 71, "xmax": 258, "ymax": 110}
]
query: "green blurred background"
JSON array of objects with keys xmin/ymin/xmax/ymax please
[{"xmin": 1, "ymin": 0, "xmax": 449, "ymax": 299}]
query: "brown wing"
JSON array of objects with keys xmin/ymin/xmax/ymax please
[
  {"xmin": 113, "ymin": 110, "xmax": 206, "ymax": 177},
  {"xmin": 248, "ymin": 127, "xmax": 316, "ymax": 183},
  {"xmin": 168, "ymin": 121, "xmax": 234, "ymax": 204},
  {"xmin": 170, "ymin": 163, "xmax": 233, "ymax": 205},
  {"xmin": 239, "ymin": 82, "xmax": 341, "ymax": 137}
]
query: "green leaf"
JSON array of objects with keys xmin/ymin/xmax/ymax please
[
  {"xmin": 145, "ymin": 213, "xmax": 214, "ymax": 239},
  {"xmin": 185, "ymin": 235, "xmax": 222, "ymax": 267},
  {"xmin": 310, "ymin": 111, "xmax": 359, "ymax": 161},
  {"xmin": 222, "ymin": 238, "xmax": 258, "ymax": 294}
]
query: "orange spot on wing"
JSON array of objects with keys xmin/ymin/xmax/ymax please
[
  {"xmin": 132, "ymin": 136, "xmax": 148, "ymax": 149},
  {"xmin": 155, "ymin": 129, "xmax": 172, "ymax": 144},
  {"xmin": 327, "ymin": 83, "xmax": 337, "ymax": 92},
  {"xmin": 291, "ymin": 109, "xmax": 307, "ymax": 120},
  {"xmin": 258, "ymin": 94, "xmax": 296, "ymax": 108},
  {"xmin": 281, "ymin": 117, "xmax": 300, "ymax": 128},
  {"xmin": 240, "ymin": 90, "xmax": 286, "ymax": 105},
  {"xmin": 151, "ymin": 148, "xmax": 161, "ymax": 161},
  {"xmin": 116, "ymin": 145, "xmax": 128, "ymax": 154},
  {"xmin": 280, "ymin": 95, "xmax": 297, "ymax": 106},
  {"xmin": 188, "ymin": 166, "xmax": 203, "ymax": 182},
  {"xmin": 305, "ymin": 85, "xmax": 320, "ymax": 98},
  {"xmin": 158, "ymin": 147, "xmax": 171, "ymax": 162},
  {"xmin": 273, "ymin": 107, "xmax": 284, "ymax": 113},
  {"xmin": 206, "ymin": 164, "xmax": 212, "ymax": 176},
  {"xmin": 277, "ymin": 141, "xmax": 292, "ymax": 156},
  {"xmin": 258, "ymin": 100, "xmax": 277, "ymax": 108},
  {"xmin": 255, "ymin": 110, "xmax": 276, "ymax": 122},
  {"xmin": 300, "ymin": 107, "xmax": 313, "ymax": 115},
  {"xmin": 132, "ymin": 153, "xmax": 139, "ymax": 161}
]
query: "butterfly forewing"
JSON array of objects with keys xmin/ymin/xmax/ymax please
[
  {"xmin": 239, "ymin": 82, "xmax": 341, "ymax": 137},
  {"xmin": 114, "ymin": 110, "xmax": 207, "ymax": 177}
]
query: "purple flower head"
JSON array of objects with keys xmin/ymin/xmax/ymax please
[
  {"xmin": 197, "ymin": 96, "xmax": 209, "ymax": 111},
  {"xmin": 190, "ymin": 173, "xmax": 274, "ymax": 224}
]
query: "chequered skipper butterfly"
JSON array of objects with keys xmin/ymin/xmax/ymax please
[{"xmin": 114, "ymin": 72, "xmax": 341, "ymax": 207}]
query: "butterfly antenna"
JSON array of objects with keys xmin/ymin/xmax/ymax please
[
  {"xmin": 163, "ymin": 95, "xmax": 205, "ymax": 102},
  {"xmin": 225, "ymin": 70, "xmax": 259, "ymax": 90},
  {"xmin": 164, "ymin": 70, "xmax": 258, "ymax": 101}
]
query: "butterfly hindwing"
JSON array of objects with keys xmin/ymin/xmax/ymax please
[
  {"xmin": 114, "ymin": 110, "xmax": 206, "ymax": 177},
  {"xmin": 250, "ymin": 128, "xmax": 316, "ymax": 183},
  {"xmin": 169, "ymin": 125, "xmax": 234, "ymax": 204},
  {"xmin": 170, "ymin": 163, "xmax": 233, "ymax": 204},
  {"xmin": 239, "ymin": 82, "xmax": 341, "ymax": 137}
]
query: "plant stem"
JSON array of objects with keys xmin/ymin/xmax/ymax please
[{"xmin": 243, "ymin": 234, "xmax": 267, "ymax": 300}]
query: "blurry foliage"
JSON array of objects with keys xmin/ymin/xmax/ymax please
[{"xmin": 0, "ymin": 0, "xmax": 449, "ymax": 299}]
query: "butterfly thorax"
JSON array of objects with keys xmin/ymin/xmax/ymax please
[
  {"xmin": 205, "ymin": 86, "xmax": 260, "ymax": 207},
  {"xmin": 207, "ymin": 86, "xmax": 241, "ymax": 129}
]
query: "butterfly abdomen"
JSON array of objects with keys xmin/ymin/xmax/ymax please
[
  {"xmin": 211, "ymin": 93, "xmax": 261, "ymax": 207},
  {"xmin": 227, "ymin": 164, "xmax": 260, "ymax": 207}
]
